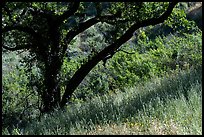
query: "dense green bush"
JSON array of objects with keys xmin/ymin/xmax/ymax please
[
  {"xmin": 2, "ymin": 51, "xmax": 39, "ymax": 130},
  {"xmin": 105, "ymin": 30, "xmax": 202, "ymax": 91},
  {"xmin": 66, "ymin": 28, "xmax": 202, "ymax": 101}
]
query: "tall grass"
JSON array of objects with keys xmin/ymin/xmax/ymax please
[{"xmin": 2, "ymin": 66, "xmax": 202, "ymax": 135}]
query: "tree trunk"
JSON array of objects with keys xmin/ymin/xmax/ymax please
[
  {"xmin": 40, "ymin": 21, "xmax": 63, "ymax": 113},
  {"xmin": 41, "ymin": 62, "xmax": 61, "ymax": 113},
  {"xmin": 41, "ymin": 77, "xmax": 60, "ymax": 112}
]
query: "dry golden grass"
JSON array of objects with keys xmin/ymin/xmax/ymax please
[{"xmin": 73, "ymin": 118, "xmax": 182, "ymax": 135}]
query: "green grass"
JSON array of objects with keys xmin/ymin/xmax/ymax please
[{"xmin": 2, "ymin": 66, "xmax": 202, "ymax": 135}]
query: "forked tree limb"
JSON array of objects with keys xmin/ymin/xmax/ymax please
[{"xmin": 60, "ymin": 2, "xmax": 178, "ymax": 108}]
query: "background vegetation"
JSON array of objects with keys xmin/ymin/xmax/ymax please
[{"xmin": 2, "ymin": 2, "xmax": 202, "ymax": 135}]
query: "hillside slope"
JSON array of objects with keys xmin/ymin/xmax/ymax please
[{"xmin": 3, "ymin": 66, "xmax": 202, "ymax": 135}]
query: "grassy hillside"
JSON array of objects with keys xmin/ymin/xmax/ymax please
[
  {"xmin": 2, "ymin": 9, "xmax": 202, "ymax": 135},
  {"xmin": 3, "ymin": 66, "xmax": 202, "ymax": 135}
]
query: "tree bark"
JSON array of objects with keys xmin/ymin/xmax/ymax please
[
  {"xmin": 40, "ymin": 21, "xmax": 63, "ymax": 113},
  {"xmin": 41, "ymin": 71, "xmax": 61, "ymax": 112}
]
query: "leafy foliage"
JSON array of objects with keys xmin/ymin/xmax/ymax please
[
  {"xmin": 2, "ymin": 2, "xmax": 202, "ymax": 134},
  {"xmin": 2, "ymin": 51, "xmax": 40, "ymax": 130},
  {"xmin": 75, "ymin": 30, "xmax": 202, "ymax": 96}
]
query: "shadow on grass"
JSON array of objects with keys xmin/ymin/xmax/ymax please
[
  {"xmin": 2, "ymin": 112, "xmax": 31, "ymax": 134},
  {"xmin": 65, "ymin": 66, "xmax": 202, "ymax": 128},
  {"xmin": 9, "ymin": 66, "xmax": 201, "ymax": 134},
  {"xmin": 123, "ymin": 67, "xmax": 202, "ymax": 117}
]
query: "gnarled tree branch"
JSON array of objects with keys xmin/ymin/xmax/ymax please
[
  {"xmin": 65, "ymin": 13, "xmax": 122, "ymax": 45},
  {"xmin": 60, "ymin": 2, "xmax": 178, "ymax": 108},
  {"xmin": 2, "ymin": 25, "xmax": 41, "ymax": 40},
  {"xmin": 2, "ymin": 25, "xmax": 44, "ymax": 51},
  {"xmin": 65, "ymin": 17, "xmax": 99, "ymax": 43}
]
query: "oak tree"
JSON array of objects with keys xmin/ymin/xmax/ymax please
[{"xmin": 2, "ymin": 2, "xmax": 178, "ymax": 113}]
